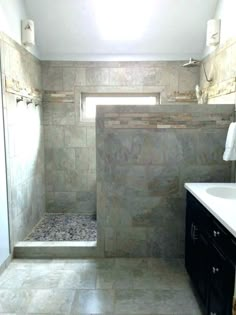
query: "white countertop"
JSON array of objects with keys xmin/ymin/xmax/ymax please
[{"xmin": 185, "ymin": 183, "xmax": 236, "ymax": 238}]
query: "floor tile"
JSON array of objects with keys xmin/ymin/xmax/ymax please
[
  {"xmin": 0, "ymin": 258, "xmax": 203, "ymax": 315},
  {"xmin": 96, "ymin": 269, "xmax": 114, "ymax": 289},
  {"xmin": 58, "ymin": 269, "xmax": 96, "ymax": 289},
  {"xmin": 63, "ymin": 258, "xmax": 115, "ymax": 274},
  {"xmin": 22, "ymin": 269, "xmax": 63, "ymax": 289},
  {"xmin": 114, "ymin": 289, "xmax": 202, "ymax": 315},
  {"xmin": 27, "ymin": 289, "xmax": 75, "ymax": 314},
  {"xmin": 113, "ymin": 269, "xmax": 134, "ymax": 289},
  {"xmin": 71, "ymin": 289, "xmax": 115, "ymax": 313},
  {"xmin": 0, "ymin": 269, "xmax": 30, "ymax": 289},
  {"xmin": 0, "ymin": 289, "xmax": 32, "ymax": 313},
  {"xmin": 132, "ymin": 269, "xmax": 191, "ymax": 290}
]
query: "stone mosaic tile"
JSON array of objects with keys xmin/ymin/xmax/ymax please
[
  {"xmin": 24, "ymin": 214, "xmax": 97, "ymax": 242},
  {"xmin": 103, "ymin": 112, "xmax": 232, "ymax": 129},
  {"xmin": 43, "ymin": 90, "xmax": 74, "ymax": 103}
]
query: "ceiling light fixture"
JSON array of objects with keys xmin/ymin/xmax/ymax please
[{"xmin": 93, "ymin": 0, "xmax": 154, "ymax": 41}]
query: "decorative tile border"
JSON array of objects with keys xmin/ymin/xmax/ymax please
[
  {"xmin": 202, "ymin": 77, "xmax": 236, "ymax": 100},
  {"xmin": 43, "ymin": 91, "xmax": 74, "ymax": 103},
  {"xmin": 167, "ymin": 91, "xmax": 197, "ymax": 103},
  {"xmin": 103, "ymin": 112, "xmax": 232, "ymax": 129},
  {"xmin": 5, "ymin": 76, "xmax": 42, "ymax": 102}
]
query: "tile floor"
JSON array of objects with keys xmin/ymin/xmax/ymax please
[
  {"xmin": 0, "ymin": 258, "xmax": 202, "ymax": 315},
  {"xmin": 25, "ymin": 214, "xmax": 97, "ymax": 242}
]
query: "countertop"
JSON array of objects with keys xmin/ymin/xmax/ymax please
[{"xmin": 185, "ymin": 183, "xmax": 236, "ymax": 238}]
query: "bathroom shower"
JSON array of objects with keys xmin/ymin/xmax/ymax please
[
  {"xmin": 182, "ymin": 57, "xmax": 213, "ymax": 82},
  {"xmin": 182, "ymin": 57, "xmax": 213, "ymax": 104}
]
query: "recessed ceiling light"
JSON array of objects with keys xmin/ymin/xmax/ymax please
[{"xmin": 93, "ymin": 0, "xmax": 154, "ymax": 41}]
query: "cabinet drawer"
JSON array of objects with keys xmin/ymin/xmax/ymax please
[
  {"xmin": 208, "ymin": 219, "xmax": 232, "ymax": 255},
  {"xmin": 208, "ymin": 244, "xmax": 235, "ymax": 315},
  {"xmin": 209, "ymin": 244, "xmax": 234, "ymax": 293}
]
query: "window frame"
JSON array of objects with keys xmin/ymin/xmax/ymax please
[{"xmin": 80, "ymin": 92, "xmax": 160, "ymax": 123}]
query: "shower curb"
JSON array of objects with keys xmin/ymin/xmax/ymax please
[{"xmin": 14, "ymin": 241, "xmax": 104, "ymax": 259}]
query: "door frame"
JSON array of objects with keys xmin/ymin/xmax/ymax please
[{"xmin": 0, "ymin": 43, "xmax": 11, "ymax": 269}]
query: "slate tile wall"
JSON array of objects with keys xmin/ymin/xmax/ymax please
[
  {"xmin": 96, "ymin": 105, "xmax": 234, "ymax": 257},
  {"xmin": 42, "ymin": 61, "xmax": 199, "ymax": 214},
  {"xmin": 0, "ymin": 33, "xmax": 45, "ymax": 247}
]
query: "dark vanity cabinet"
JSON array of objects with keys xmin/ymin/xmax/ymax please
[{"xmin": 185, "ymin": 192, "xmax": 235, "ymax": 315}]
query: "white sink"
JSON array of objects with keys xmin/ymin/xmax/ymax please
[{"xmin": 206, "ymin": 186, "xmax": 236, "ymax": 200}]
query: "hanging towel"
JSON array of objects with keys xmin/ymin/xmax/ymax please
[{"xmin": 223, "ymin": 122, "xmax": 236, "ymax": 161}]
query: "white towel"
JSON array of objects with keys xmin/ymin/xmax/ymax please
[{"xmin": 223, "ymin": 122, "xmax": 236, "ymax": 161}]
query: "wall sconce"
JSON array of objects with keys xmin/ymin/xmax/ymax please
[
  {"xmin": 206, "ymin": 19, "xmax": 221, "ymax": 47},
  {"xmin": 21, "ymin": 19, "xmax": 35, "ymax": 46}
]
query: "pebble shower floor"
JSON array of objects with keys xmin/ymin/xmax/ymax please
[{"xmin": 25, "ymin": 214, "xmax": 97, "ymax": 242}]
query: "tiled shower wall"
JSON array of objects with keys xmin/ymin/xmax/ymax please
[
  {"xmin": 0, "ymin": 33, "xmax": 45, "ymax": 247},
  {"xmin": 96, "ymin": 105, "xmax": 234, "ymax": 257},
  {"xmin": 200, "ymin": 39, "xmax": 236, "ymax": 180},
  {"xmin": 42, "ymin": 61, "xmax": 199, "ymax": 214},
  {"xmin": 200, "ymin": 38, "xmax": 236, "ymax": 104}
]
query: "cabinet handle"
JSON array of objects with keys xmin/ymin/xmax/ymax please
[
  {"xmin": 213, "ymin": 230, "xmax": 220, "ymax": 237},
  {"xmin": 191, "ymin": 224, "xmax": 198, "ymax": 241},
  {"xmin": 212, "ymin": 267, "xmax": 219, "ymax": 274}
]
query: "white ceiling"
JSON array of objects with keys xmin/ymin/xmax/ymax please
[{"xmin": 24, "ymin": 0, "xmax": 218, "ymax": 61}]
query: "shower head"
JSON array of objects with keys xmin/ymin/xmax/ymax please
[
  {"xmin": 182, "ymin": 57, "xmax": 213, "ymax": 82},
  {"xmin": 182, "ymin": 58, "xmax": 200, "ymax": 67}
]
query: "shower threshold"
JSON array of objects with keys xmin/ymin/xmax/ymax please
[{"xmin": 13, "ymin": 214, "xmax": 101, "ymax": 259}]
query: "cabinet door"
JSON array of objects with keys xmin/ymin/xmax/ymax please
[
  {"xmin": 185, "ymin": 204, "xmax": 209, "ymax": 305},
  {"xmin": 208, "ymin": 245, "xmax": 235, "ymax": 315}
]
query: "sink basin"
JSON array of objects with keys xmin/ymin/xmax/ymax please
[{"xmin": 206, "ymin": 186, "xmax": 236, "ymax": 200}]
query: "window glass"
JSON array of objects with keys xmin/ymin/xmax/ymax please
[{"xmin": 81, "ymin": 95, "xmax": 159, "ymax": 121}]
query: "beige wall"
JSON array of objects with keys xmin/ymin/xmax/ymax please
[
  {"xmin": 42, "ymin": 61, "xmax": 199, "ymax": 215},
  {"xmin": 0, "ymin": 32, "xmax": 45, "ymax": 248}
]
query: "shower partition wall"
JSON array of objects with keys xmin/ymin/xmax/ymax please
[{"xmin": 0, "ymin": 63, "xmax": 10, "ymax": 266}]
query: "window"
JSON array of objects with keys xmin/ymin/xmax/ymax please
[{"xmin": 81, "ymin": 93, "xmax": 160, "ymax": 122}]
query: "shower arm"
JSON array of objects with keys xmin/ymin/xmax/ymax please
[{"xmin": 202, "ymin": 63, "xmax": 213, "ymax": 83}]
